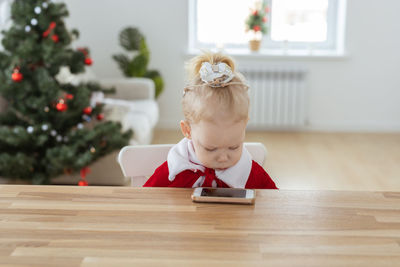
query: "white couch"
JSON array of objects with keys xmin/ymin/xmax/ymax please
[{"xmin": 99, "ymin": 78, "xmax": 159, "ymax": 145}]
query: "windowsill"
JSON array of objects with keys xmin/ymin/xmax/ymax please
[{"xmin": 186, "ymin": 48, "xmax": 349, "ymax": 60}]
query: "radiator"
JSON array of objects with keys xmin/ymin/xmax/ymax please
[{"xmin": 239, "ymin": 66, "xmax": 307, "ymax": 129}]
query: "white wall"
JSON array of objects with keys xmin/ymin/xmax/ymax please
[{"xmin": 12, "ymin": 0, "xmax": 400, "ymax": 132}]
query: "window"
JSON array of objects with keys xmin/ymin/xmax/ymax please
[{"xmin": 189, "ymin": 0, "xmax": 346, "ymax": 55}]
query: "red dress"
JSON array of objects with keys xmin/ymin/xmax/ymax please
[{"xmin": 144, "ymin": 160, "xmax": 277, "ymax": 189}]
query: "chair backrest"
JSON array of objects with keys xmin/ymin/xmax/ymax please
[{"xmin": 118, "ymin": 143, "xmax": 267, "ymax": 186}]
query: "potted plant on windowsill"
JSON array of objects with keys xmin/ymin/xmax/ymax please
[{"xmin": 245, "ymin": 1, "xmax": 269, "ymax": 52}]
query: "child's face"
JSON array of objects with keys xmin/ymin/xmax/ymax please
[{"xmin": 182, "ymin": 117, "xmax": 247, "ymax": 170}]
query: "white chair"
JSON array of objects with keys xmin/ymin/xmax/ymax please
[{"xmin": 118, "ymin": 143, "xmax": 267, "ymax": 186}]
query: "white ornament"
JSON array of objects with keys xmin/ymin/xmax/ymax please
[
  {"xmin": 50, "ymin": 130, "xmax": 57, "ymax": 136},
  {"xmin": 30, "ymin": 18, "xmax": 38, "ymax": 26},
  {"xmin": 34, "ymin": 6, "xmax": 41, "ymax": 14},
  {"xmin": 90, "ymin": 91, "xmax": 105, "ymax": 107},
  {"xmin": 77, "ymin": 123, "xmax": 84, "ymax": 129},
  {"xmin": 41, "ymin": 124, "xmax": 49, "ymax": 131},
  {"xmin": 42, "ymin": 2, "xmax": 48, "ymax": 8},
  {"xmin": 27, "ymin": 126, "xmax": 34, "ymax": 133},
  {"xmin": 56, "ymin": 135, "xmax": 62, "ymax": 142},
  {"xmin": 25, "ymin": 25, "xmax": 31, "ymax": 32},
  {"xmin": 63, "ymin": 136, "xmax": 69, "ymax": 142}
]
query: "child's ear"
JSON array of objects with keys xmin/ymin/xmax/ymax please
[{"xmin": 180, "ymin": 120, "xmax": 191, "ymax": 139}]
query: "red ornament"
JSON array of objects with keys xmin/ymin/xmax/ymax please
[
  {"xmin": 78, "ymin": 179, "xmax": 89, "ymax": 186},
  {"xmin": 84, "ymin": 57, "xmax": 93, "ymax": 65},
  {"xmin": 12, "ymin": 69, "xmax": 23, "ymax": 82},
  {"xmin": 253, "ymin": 25, "xmax": 261, "ymax": 32},
  {"xmin": 265, "ymin": 7, "xmax": 270, "ymax": 13},
  {"xmin": 65, "ymin": 94, "xmax": 74, "ymax": 100},
  {"xmin": 56, "ymin": 99, "xmax": 68, "ymax": 112},
  {"xmin": 43, "ymin": 21, "xmax": 56, "ymax": 37},
  {"xmin": 96, "ymin": 113, "xmax": 104, "ymax": 121},
  {"xmin": 52, "ymin": 34, "xmax": 59, "ymax": 43},
  {"xmin": 262, "ymin": 17, "xmax": 267, "ymax": 23},
  {"xmin": 253, "ymin": 10, "xmax": 258, "ymax": 16},
  {"xmin": 83, "ymin": 106, "xmax": 92, "ymax": 115},
  {"xmin": 80, "ymin": 167, "xmax": 91, "ymax": 179}
]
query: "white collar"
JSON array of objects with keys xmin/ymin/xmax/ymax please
[{"xmin": 167, "ymin": 138, "xmax": 252, "ymax": 188}]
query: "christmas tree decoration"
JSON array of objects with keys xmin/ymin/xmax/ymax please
[
  {"xmin": 52, "ymin": 34, "xmax": 59, "ymax": 43},
  {"xmin": 0, "ymin": 0, "xmax": 132, "ymax": 185},
  {"xmin": 90, "ymin": 147, "xmax": 96, "ymax": 153},
  {"xmin": 65, "ymin": 94, "xmax": 74, "ymax": 100},
  {"xmin": 82, "ymin": 114, "xmax": 91, "ymax": 122},
  {"xmin": 43, "ymin": 22, "xmax": 56, "ymax": 37},
  {"xmin": 83, "ymin": 106, "xmax": 92, "ymax": 115},
  {"xmin": 77, "ymin": 47, "xmax": 93, "ymax": 66},
  {"xmin": 78, "ymin": 179, "xmax": 88, "ymax": 186},
  {"xmin": 30, "ymin": 18, "xmax": 38, "ymax": 26},
  {"xmin": 84, "ymin": 57, "xmax": 93, "ymax": 65},
  {"xmin": 11, "ymin": 69, "xmax": 23, "ymax": 82},
  {"xmin": 96, "ymin": 113, "xmax": 104, "ymax": 121},
  {"xmin": 80, "ymin": 166, "xmax": 90, "ymax": 178},
  {"xmin": 78, "ymin": 166, "xmax": 90, "ymax": 186},
  {"xmin": 34, "ymin": 6, "xmax": 41, "ymax": 14},
  {"xmin": 56, "ymin": 99, "xmax": 68, "ymax": 112}
]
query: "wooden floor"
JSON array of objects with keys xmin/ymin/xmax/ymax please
[{"xmin": 153, "ymin": 129, "xmax": 400, "ymax": 192}]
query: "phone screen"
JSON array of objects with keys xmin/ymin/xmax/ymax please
[{"xmin": 200, "ymin": 188, "xmax": 247, "ymax": 198}]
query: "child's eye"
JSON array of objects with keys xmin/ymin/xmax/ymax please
[
  {"xmin": 229, "ymin": 146, "xmax": 239, "ymax": 150},
  {"xmin": 205, "ymin": 147, "xmax": 217, "ymax": 152}
]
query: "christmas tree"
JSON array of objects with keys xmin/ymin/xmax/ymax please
[{"xmin": 0, "ymin": 0, "xmax": 132, "ymax": 185}]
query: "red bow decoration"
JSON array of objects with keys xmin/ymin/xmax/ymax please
[{"xmin": 198, "ymin": 168, "xmax": 226, "ymax": 187}]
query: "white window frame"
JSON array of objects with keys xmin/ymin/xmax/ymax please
[{"xmin": 188, "ymin": 0, "xmax": 347, "ymax": 57}]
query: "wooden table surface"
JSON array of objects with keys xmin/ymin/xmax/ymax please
[{"xmin": 0, "ymin": 185, "xmax": 399, "ymax": 267}]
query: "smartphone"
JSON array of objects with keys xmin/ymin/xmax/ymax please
[{"xmin": 191, "ymin": 187, "xmax": 256, "ymax": 205}]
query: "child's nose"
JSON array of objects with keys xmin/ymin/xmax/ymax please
[{"xmin": 217, "ymin": 153, "xmax": 228, "ymax": 162}]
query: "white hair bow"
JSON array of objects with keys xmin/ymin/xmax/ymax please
[{"xmin": 199, "ymin": 62, "xmax": 234, "ymax": 87}]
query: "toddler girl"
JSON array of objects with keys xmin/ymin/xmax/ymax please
[{"xmin": 144, "ymin": 52, "xmax": 277, "ymax": 189}]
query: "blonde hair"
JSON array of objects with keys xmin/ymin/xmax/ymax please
[{"xmin": 182, "ymin": 52, "xmax": 249, "ymax": 124}]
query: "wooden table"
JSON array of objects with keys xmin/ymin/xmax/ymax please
[{"xmin": 0, "ymin": 185, "xmax": 399, "ymax": 266}]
